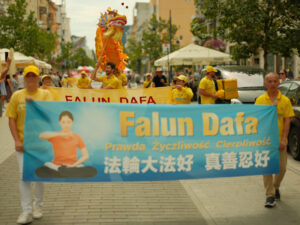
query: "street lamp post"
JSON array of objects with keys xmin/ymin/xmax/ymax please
[{"xmin": 169, "ymin": 10, "xmax": 172, "ymax": 83}]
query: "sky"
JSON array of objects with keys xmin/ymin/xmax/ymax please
[{"xmin": 54, "ymin": 0, "xmax": 150, "ymax": 50}]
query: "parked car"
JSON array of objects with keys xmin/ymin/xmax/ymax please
[
  {"xmin": 278, "ymin": 80, "xmax": 300, "ymax": 161},
  {"xmin": 197, "ymin": 66, "xmax": 266, "ymax": 104}
]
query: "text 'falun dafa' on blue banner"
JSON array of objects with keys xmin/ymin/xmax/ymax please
[{"xmin": 23, "ymin": 101, "xmax": 280, "ymax": 182}]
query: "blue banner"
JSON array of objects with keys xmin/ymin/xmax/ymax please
[{"xmin": 23, "ymin": 101, "xmax": 279, "ymax": 182}]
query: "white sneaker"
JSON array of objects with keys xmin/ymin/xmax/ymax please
[
  {"xmin": 33, "ymin": 207, "xmax": 43, "ymax": 219},
  {"xmin": 17, "ymin": 212, "xmax": 33, "ymax": 224}
]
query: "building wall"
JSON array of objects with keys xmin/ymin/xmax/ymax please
[
  {"xmin": 151, "ymin": 0, "xmax": 196, "ymax": 47},
  {"xmin": 26, "ymin": 0, "xmax": 39, "ymax": 19},
  {"xmin": 0, "ymin": 0, "xmax": 12, "ymax": 15},
  {"xmin": 134, "ymin": 3, "xmax": 151, "ymax": 42}
]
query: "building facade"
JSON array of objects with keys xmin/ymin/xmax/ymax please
[{"xmin": 150, "ymin": 0, "xmax": 196, "ymax": 47}]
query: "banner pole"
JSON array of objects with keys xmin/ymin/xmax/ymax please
[{"xmin": 91, "ymin": 34, "xmax": 112, "ymax": 79}]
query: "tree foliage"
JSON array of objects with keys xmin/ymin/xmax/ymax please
[
  {"xmin": 142, "ymin": 15, "xmax": 179, "ymax": 65},
  {"xmin": 125, "ymin": 14, "xmax": 179, "ymax": 72},
  {"xmin": 192, "ymin": 0, "xmax": 300, "ymax": 70},
  {"xmin": 55, "ymin": 42, "xmax": 95, "ymax": 71},
  {"xmin": 0, "ymin": 0, "xmax": 56, "ymax": 60},
  {"xmin": 125, "ymin": 36, "xmax": 143, "ymax": 73}
]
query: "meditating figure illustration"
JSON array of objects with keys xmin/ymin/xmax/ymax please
[{"xmin": 36, "ymin": 111, "xmax": 97, "ymax": 178}]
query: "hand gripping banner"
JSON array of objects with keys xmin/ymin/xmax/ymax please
[{"xmin": 23, "ymin": 101, "xmax": 279, "ymax": 182}]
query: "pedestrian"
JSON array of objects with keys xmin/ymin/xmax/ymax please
[
  {"xmin": 61, "ymin": 74, "xmax": 69, "ymax": 87},
  {"xmin": 198, "ymin": 66, "xmax": 218, "ymax": 104},
  {"xmin": 0, "ymin": 78, "xmax": 7, "ymax": 107},
  {"xmin": 11, "ymin": 74, "xmax": 19, "ymax": 93},
  {"xmin": 40, "ymin": 75, "xmax": 53, "ymax": 89},
  {"xmin": 17, "ymin": 71, "xmax": 25, "ymax": 90},
  {"xmin": 285, "ymin": 68, "xmax": 294, "ymax": 80},
  {"xmin": 188, "ymin": 74, "xmax": 198, "ymax": 102},
  {"xmin": 279, "ymin": 70, "xmax": 289, "ymax": 83},
  {"xmin": 171, "ymin": 75, "xmax": 193, "ymax": 104},
  {"xmin": 76, "ymin": 71, "xmax": 91, "ymax": 89},
  {"xmin": 5, "ymin": 74, "xmax": 13, "ymax": 102},
  {"xmin": 1, "ymin": 57, "xmax": 11, "ymax": 80},
  {"xmin": 67, "ymin": 72, "xmax": 77, "ymax": 88},
  {"xmin": 255, "ymin": 72, "xmax": 295, "ymax": 208},
  {"xmin": 91, "ymin": 62, "xmax": 120, "ymax": 89},
  {"xmin": 5, "ymin": 65, "xmax": 52, "ymax": 224},
  {"xmin": 143, "ymin": 73, "xmax": 154, "ymax": 88},
  {"xmin": 0, "ymin": 58, "xmax": 11, "ymax": 108},
  {"xmin": 152, "ymin": 67, "xmax": 167, "ymax": 87}
]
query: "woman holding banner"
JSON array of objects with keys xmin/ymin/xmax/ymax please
[{"xmin": 171, "ymin": 75, "xmax": 193, "ymax": 104}]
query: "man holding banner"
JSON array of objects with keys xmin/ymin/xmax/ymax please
[
  {"xmin": 91, "ymin": 62, "xmax": 120, "ymax": 89},
  {"xmin": 255, "ymin": 72, "xmax": 295, "ymax": 208},
  {"xmin": 6, "ymin": 65, "xmax": 52, "ymax": 224}
]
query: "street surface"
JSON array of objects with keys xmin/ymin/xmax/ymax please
[{"xmin": 1, "ymin": 115, "xmax": 300, "ymax": 225}]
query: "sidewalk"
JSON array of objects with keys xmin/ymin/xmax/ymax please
[{"xmin": 1, "ymin": 115, "xmax": 300, "ymax": 225}]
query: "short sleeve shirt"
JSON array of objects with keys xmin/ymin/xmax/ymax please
[
  {"xmin": 152, "ymin": 75, "xmax": 167, "ymax": 87},
  {"xmin": 77, "ymin": 77, "xmax": 91, "ymax": 88},
  {"xmin": 171, "ymin": 87, "xmax": 193, "ymax": 104},
  {"xmin": 199, "ymin": 76, "xmax": 216, "ymax": 104},
  {"xmin": 97, "ymin": 75, "xmax": 120, "ymax": 89},
  {"xmin": 6, "ymin": 89, "xmax": 52, "ymax": 141},
  {"xmin": 49, "ymin": 133, "xmax": 85, "ymax": 165},
  {"xmin": 116, "ymin": 73, "xmax": 128, "ymax": 89},
  {"xmin": 255, "ymin": 91, "xmax": 295, "ymax": 141}
]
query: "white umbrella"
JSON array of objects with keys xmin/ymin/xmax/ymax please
[
  {"xmin": 8, "ymin": 48, "xmax": 16, "ymax": 76},
  {"xmin": 154, "ymin": 44, "xmax": 233, "ymax": 66},
  {"xmin": 88, "ymin": 66, "xmax": 94, "ymax": 71},
  {"xmin": 0, "ymin": 48, "xmax": 35, "ymax": 67}
]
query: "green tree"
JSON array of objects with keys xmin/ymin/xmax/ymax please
[
  {"xmin": 56, "ymin": 42, "xmax": 73, "ymax": 71},
  {"xmin": 72, "ymin": 48, "xmax": 95, "ymax": 67},
  {"xmin": 125, "ymin": 36, "xmax": 143, "ymax": 73},
  {"xmin": 56, "ymin": 42, "xmax": 96, "ymax": 71},
  {"xmin": 0, "ymin": 0, "xmax": 56, "ymax": 59},
  {"xmin": 141, "ymin": 15, "xmax": 179, "ymax": 65},
  {"xmin": 192, "ymin": 0, "xmax": 300, "ymax": 70}
]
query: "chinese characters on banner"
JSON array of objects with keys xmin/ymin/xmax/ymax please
[{"xmin": 23, "ymin": 102, "xmax": 279, "ymax": 182}]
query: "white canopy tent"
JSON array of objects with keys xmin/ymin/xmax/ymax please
[
  {"xmin": 154, "ymin": 44, "xmax": 233, "ymax": 66},
  {"xmin": 0, "ymin": 48, "xmax": 51, "ymax": 70}
]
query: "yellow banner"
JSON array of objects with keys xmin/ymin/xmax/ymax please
[{"xmin": 49, "ymin": 87, "xmax": 172, "ymax": 104}]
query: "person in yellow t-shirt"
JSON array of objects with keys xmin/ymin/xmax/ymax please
[
  {"xmin": 61, "ymin": 74, "xmax": 69, "ymax": 87},
  {"xmin": 76, "ymin": 71, "xmax": 91, "ymax": 89},
  {"xmin": 5, "ymin": 65, "xmax": 52, "ymax": 224},
  {"xmin": 67, "ymin": 72, "xmax": 77, "ymax": 88},
  {"xmin": 91, "ymin": 62, "xmax": 120, "ymax": 89},
  {"xmin": 255, "ymin": 72, "xmax": 295, "ymax": 208},
  {"xmin": 115, "ymin": 68, "xmax": 128, "ymax": 89},
  {"xmin": 143, "ymin": 73, "xmax": 154, "ymax": 88},
  {"xmin": 171, "ymin": 75, "xmax": 193, "ymax": 104},
  {"xmin": 198, "ymin": 66, "xmax": 218, "ymax": 104},
  {"xmin": 40, "ymin": 75, "xmax": 52, "ymax": 89}
]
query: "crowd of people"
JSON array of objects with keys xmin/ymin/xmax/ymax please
[{"xmin": 0, "ymin": 58, "xmax": 297, "ymax": 224}]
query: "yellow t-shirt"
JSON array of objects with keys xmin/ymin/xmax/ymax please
[
  {"xmin": 6, "ymin": 89, "xmax": 53, "ymax": 142},
  {"xmin": 61, "ymin": 78, "xmax": 68, "ymax": 87},
  {"xmin": 116, "ymin": 73, "xmax": 127, "ymax": 89},
  {"xmin": 77, "ymin": 77, "xmax": 91, "ymax": 89},
  {"xmin": 143, "ymin": 80, "xmax": 152, "ymax": 88},
  {"xmin": 199, "ymin": 76, "xmax": 216, "ymax": 104},
  {"xmin": 97, "ymin": 74, "xmax": 120, "ymax": 89},
  {"xmin": 255, "ymin": 91, "xmax": 295, "ymax": 142},
  {"xmin": 67, "ymin": 77, "xmax": 77, "ymax": 87},
  {"xmin": 171, "ymin": 87, "xmax": 193, "ymax": 104}
]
